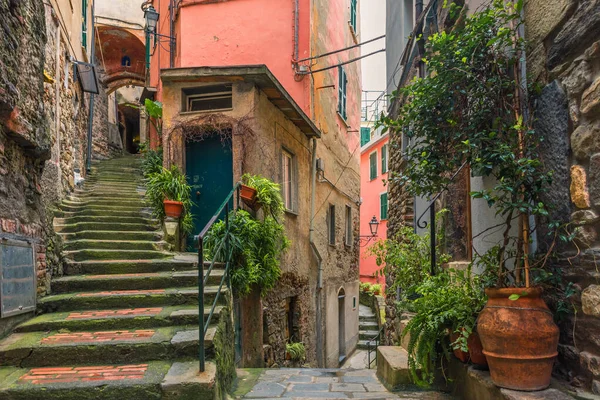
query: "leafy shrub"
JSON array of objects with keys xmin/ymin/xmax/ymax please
[
  {"xmin": 286, "ymin": 342, "xmax": 306, "ymax": 362},
  {"xmin": 204, "ymin": 209, "xmax": 289, "ymax": 296},
  {"xmin": 360, "ymin": 282, "xmax": 372, "ymax": 294},
  {"xmin": 141, "ymin": 146, "xmax": 163, "ymax": 179},
  {"xmin": 241, "ymin": 173, "xmax": 285, "ymax": 218}
]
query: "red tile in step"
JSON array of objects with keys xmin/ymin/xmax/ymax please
[
  {"xmin": 77, "ymin": 289, "xmax": 166, "ymax": 297},
  {"xmin": 41, "ymin": 329, "xmax": 156, "ymax": 344},
  {"xmin": 18, "ymin": 364, "xmax": 148, "ymax": 384}
]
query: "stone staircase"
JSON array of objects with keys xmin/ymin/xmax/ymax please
[
  {"xmin": 357, "ymin": 304, "xmax": 380, "ymax": 350},
  {"xmin": 0, "ymin": 156, "xmax": 226, "ymax": 399}
]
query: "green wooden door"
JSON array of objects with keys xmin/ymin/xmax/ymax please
[{"xmin": 186, "ymin": 135, "xmax": 233, "ymax": 249}]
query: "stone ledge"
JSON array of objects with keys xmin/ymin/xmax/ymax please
[
  {"xmin": 161, "ymin": 361, "xmax": 216, "ymax": 400},
  {"xmin": 376, "ymin": 346, "xmax": 411, "ymax": 389}
]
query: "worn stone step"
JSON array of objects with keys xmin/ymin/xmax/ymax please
[
  {"xmin": 55, "ymin": 209, "xmax": 151, "ymax": 218},
  {"xmin": 0, "ymin": 326, "xmax": 215, "ymax": 368},
  {"xmin": 59, "ymin": 230, "xmax": 162, "ymax": 242},
  {"xmin": 70, "ymin": 193, "xmax": 145, "ymax": 201},
  {"xmin": 359, "ymin": 320, "xmax": 379, "ymax": 329},
  {"xmin": 15, "ymin": 305, "xmax": 222, "ymax": 333},
  {"xmin": 55, "ymin": 216, "xmax": 156, "ymax": 225},
  {"xmin": 63, "ymin": 249, "xmax": 172, "ymax": 262},
  {"xmin": 59, "ymin": 203, "xmax": 147, "ymax": 213},
  {"xmin": 0, "ymin": 360, "xmax": 217, "ymax": 400},
  {"xmin": 37, "ymin": 286, "xmax": 227, "ymax": 313},
  {"xmin": 55, "ymin": 222, "xmax": 157, "ymax": 233},
  {"xmin": 357, "ymin": 339, "xmax": 378, "ymax": 350},
  {"xmin": 359, "ymin": 330, "xmax": 381, "ymax": 341},
  {"xmin": 51, "ymin": 270, "xmax": 225, "ymax": 293},
  {"xmin": 63, "ymin": 239, "xmax": 168, "ymax": 251},
  {"xmin": 62, "ymin": 198, "xmax": 147, "ymax": 207},
  {"xmin": 63, "ymin": 258, "xmax": 209, "ymax": 275}
]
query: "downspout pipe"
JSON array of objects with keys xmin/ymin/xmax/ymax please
[
  {"xmin": 293, "ymin": 0, "xmax": 299, "ymax": 61},
  {"xmin": 310, "ymin": 137, "xmax": 324, "ymax": 367},
  {"xmin": 85, "ymin": 0, "xmax": 96, "ymax": 172}
]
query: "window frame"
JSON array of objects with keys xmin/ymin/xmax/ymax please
[
  {"xmin": 369, "ymin": 150, "xmax": 378, "ymax": 181},
  {"xmin": 82, "ymin": 0, "xmax": 88, "ymax": 51},
  {"xmin": 344, "ymin": 205, "xmax": 353, "ymax": 247},
  {"xmin": 338, "ymin": 66, "xmax": 347, "ymax": 120},
  {"xmin": 328, "ymin": 204, "xmax": 336, "ymax": 246},
  {"xmin": 281, "ymin": 148, "xmax": 297, "ymax": 213},
  {"xmin": 380, "ymin": 192, "xmax": 389, "ymax": 220},
  {"xmin": 360, "ymin": 127, "xmax": 371, "ymax": 147},
  {"xmin": 381, "ymin": 144, "xmax": 388, "ymax": 174},
  {"xmin": 350, "ymin": 0, "xmax": 358, "ymax": 33}
]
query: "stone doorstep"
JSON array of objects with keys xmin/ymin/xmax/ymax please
[
  {"xmin": 0, "ymin": 361, "xmax": 218, "ymax": 399},
  {"xmin": 376, "ymin": 346, "xmax": 412, "ymax": 390}
]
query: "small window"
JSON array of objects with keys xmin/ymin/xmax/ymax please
[
  {"xmin": 82, "ymin": 0, "xmax": 88, "ymax": 50},
  {"xmin": 345, "ymin": 205, "xmax": 353, "ymax": 247},
  {"xmin": 121, "ymin": 56, "xmax": 131, "ymax": 67},
  {"xmin": 381, "ymin": 144, "xmax": 388, "ymax": 174},
  {"xmin": 282, "ymin": 149, "xmax": 296, "ymax": 211},
  {"xmin": 183, "ymin": 84, "xmax": 233, "ymax": 113},
  {"xmin": 380, "ymin": 192, "xmax": 389, "ymax": 220},
  {"xmin": 369, "ymin": 151, "xmax": 378, "ymax": 180},
  {"xmin": 328, "ymin": 205, "xmax": 336, "ymax": 245},
  {"xmin": 338, "ymin": 66, "xmax": 347, "ymax": 120},
  {"xmin": 360, "ymin": 127, "xmax": 371, "ymax": 146},
  {"xmin": 350, "ymin": 0, "xmax": 357, "ymax": 32}
]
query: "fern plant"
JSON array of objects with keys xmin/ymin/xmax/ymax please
[
  {"xmin": 286, "ymin": 342, "xmax": 306, "ymax": 362},
  {"xmin": 241, "ymin": 174, "xmax": 285, "ymax": 218}
]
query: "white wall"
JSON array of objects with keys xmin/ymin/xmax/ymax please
[
  {"xmin": 361, "ymin": 0, "xmax": 387, "ymax": 93},
  {"xmin": 95, "ymin": 0, "xmax": 146, "ymax": 30}
]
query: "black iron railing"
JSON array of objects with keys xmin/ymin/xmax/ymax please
[
  {"xmin": 196, "ymin": 183, "xmax": 241, "ymax": 373},
  {"xmin": 415, "ymin": 162, "xmax": 468, "ymax": 275},
  {"xmin": 367, "ymin": 327, "xmax": 384, "ymax": 369}
]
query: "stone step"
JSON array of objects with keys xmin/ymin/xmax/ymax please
[
  {"xmin": 359, "ymin": 316, "xmax": 378, "ymax": 324},
  {"xmin": 62, "ymin": 199, "xmax": 147, "ymax": 207},
  {"xmin": 59, "ymin": 230, "xmax": 163, "ymax": 242},
  {"xmin": 0, "ymin": 361, "xmax": 217, "ymax": 400},
  {"xmin": 359, "ymin": 330, "xmax": 381, "ymax": 341},
  {"xmin": 55, "ymin": 209, "xmax": 152, "ymax": 218},
  {"xmin": 357, "ymin": 339, "xmax": 377, "ymax": 350},
  {"xmin": 63, "ymin": 249, "xmax": 172, "ymax": 262},
  {"xmin": 51, "ymin": 270, "xmax": 225, "ymax": 293},
  {"xmin": 63, "ymin": 239, "xmax": 168, "ymax": 252},
  {"xmin": 63, "ymin": 258, "xmax": 209, "ymax": 275},
  {"xmin": 59, "ymin": 203, "xmax": 147, "ymax": 213},
  {"xmin": 55, "ymin": 216, "xmax": 156, "ymax": 225},
  {"xmin": 37, "ymin": 286, "xmax": 227, "ymax": 313},
  {"xmin": 15, "ymin": 305, "xmax": 222, "ymax": 333},
  {"xmin": 0, "ymin": 326, "xmax": 215, "ymax": 368},
  {"xmin": 55, "ymin": 222, "xmax": 158, "ymax": 233},
  {"xmin": 359, "ymin": 320, "xmax": 379, "ymax": 329}
]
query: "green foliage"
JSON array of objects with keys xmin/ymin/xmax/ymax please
[
  {"xmin": 241, "ymin": 174, "xmax": 285, "ymax": 218},
  {"xmin": 140, "ymin": 145, "xmax": 163, "ymax": 179},
  {"xmin": 402, "ymin": 268, "xmax": 487, "ymax": 386},
  {"xmin": 368, "ymin": 214, "xmax": 450, "ymax": 300},
  {"xmin": 145, "ymin": 165, "xmax": 194, "ymax": 235},
  {"xmin": 286, "ymin": 342, "xmax": 306, "ymax": 362},
  {"xmin": 214, "ymin": 300, "xmax": 236, "ymax": 399},
  {"xmin": 360, "ymin": 282, "xmax": 382, "ymax": 296},
  {"xmin": 205, "ymin": 209, "xmax": 289, "ymax": 296},
  {"xmin": 379, "ymin": 0, "xmax": 554, "ymax": 286},
  {"xmin": 144, "ymin": 99, "xmax": 163, "ymax": 136}
]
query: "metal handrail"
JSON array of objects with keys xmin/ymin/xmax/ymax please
[
  {"xmin": 367, "ymin": 327, "xmax": 384, "ymax": 369},
  {"xmin": 197, "ymin": 182, "xmax": 241, "ymax": 372},
  {"xmin": 415, "ymin": 161, "xmax": 468, "ymax": 275}
]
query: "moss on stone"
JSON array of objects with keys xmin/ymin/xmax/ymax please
[{"xmin": 214, "ymin": 293, "xmax": 236, "ymax": 399}]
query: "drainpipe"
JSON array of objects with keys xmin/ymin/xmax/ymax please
[
  {"xmin": 310, "ymin": 137, "xmax": 324, "ymax": 367},
  {"xmin": 85, "ymin": 0, "xmax": 96, "ymax": 172},
  {"xmin": 293, "ymin": 0, "xmax": 300, "ymax": 61}
]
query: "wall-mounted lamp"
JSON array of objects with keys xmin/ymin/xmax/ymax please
[{"xmin": 359, "ymin": 216, "xmax": 380, "ymax": 247}]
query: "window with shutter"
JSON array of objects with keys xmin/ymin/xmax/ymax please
[
  {"xmin": 338, "ymin": 66, "xmax": 347, "ymax": 120},
  {"xmin": 369, "ymin": 151, "xmax": 377, "ymax": 180},
  {"xmin": 82, "ymin": 0, "xmax": 88, "ymax": 50},
  {"xmin": 381, "ymin": 144, "xmax": 388, "ymax": 173},
  {"xmin": 380, "ymin": 193, "xmax": 388, "ymax": 220},
  {"xmin": 350, "ymin": 0, "xmax": 357, "ymax": 32},
  {"xmin": 360, "ymin": 127, "xmax": 371, "ymax": 146}
]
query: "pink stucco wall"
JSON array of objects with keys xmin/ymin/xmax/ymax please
[{"xmin": 359, "ymin": 135, "xmax": 389, "ymax": 286}]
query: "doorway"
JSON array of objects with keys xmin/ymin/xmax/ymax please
[
  {"xmin": 338, "ymin": 288, "xmax": 346, "ymax": 362},
  {"xmin": 185, "ymin": 133, "xmax": 233, "ymax": 249}
]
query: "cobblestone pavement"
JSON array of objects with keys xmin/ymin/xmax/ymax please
[{"xmin": 241, "ymin": 368, "xmax": 452, "ymax": 399}]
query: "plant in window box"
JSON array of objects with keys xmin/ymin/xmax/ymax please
[
  {"xmin": 240, "ymin": 174, "xmax": 285, "ymax": 217},
  {"xmin": 379, "ymin": 1, "xmax": 564, "ymax": 391}
]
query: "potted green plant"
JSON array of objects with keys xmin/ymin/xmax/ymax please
[
  {"xmin": 381, "ymin": 1, "xmax": 561, "ymax": 390},
  {"xmin": 240, "ymin": 174, "xmax": 285, "ymax": 216},
  {"xmin": 146, "ymin": 165, "xmax": 193, "ymax": 226}
]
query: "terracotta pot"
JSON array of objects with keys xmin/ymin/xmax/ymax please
[
  {"xmin": 477, "ymin": 287, "xmax": 559, "ymax": 391},
  {"xmin": 467, "ymin": 332, "xmax": 488, "ymax": 367},
  {"xmin": 164, "ymin": 200, "xmax": 184, "ymax": 218},
  {"xmin": 240, "ymin": 184, "xmax": 259, "ymax": 209},
  {"xmin": 449, "ymin": 331, "xmax": 470, "ymax": 363}
]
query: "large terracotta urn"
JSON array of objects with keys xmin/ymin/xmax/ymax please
[{"xmin": 477, "ymin": 287, "xmax": 559, "ymax": 391}]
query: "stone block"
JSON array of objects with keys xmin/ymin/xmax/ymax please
[
  {"xmin": 581, "ymin": 351, "xmax": 600, "ymax": 378},
  {"xmin": 547, "ymin": 0, "xmax": 600, "ymax": 70},
  {"xmin": 571, "ymin": 125, "xmax": 600, "ymax": 161},
  {"xmin": 524, "ymin": 0, "xmax": 577, "ymax": 45},
  {"xmin": 572, "ymin": 210, "xmax": 600, "ymax": 225},
  {"xmin": 593, "ymin": 379, "xmax": 600, "ymax": 394},
  {"xmin": 376, "ymin": 346, "xmax": 411, "ymax": 389},
  {"xmin": 589, "ymin": 154, "xmax": 600, "ymax": 207},
  {"xmin": 581, "ymin": 78, "xmax": 600, "ymax": 116},
  {"xmin": 582, "ymin": 285, "xmax": 600, "ymax": 316},
  {"xmin": 161, "ymin": 361, "xmax": 216, "ymax": 400},
  {"xmin": 571, "ymin": 165, "xmax": 591, "ymax": 209},
  {"xmin": 574, "ymin": 225, "xmax": 598, "ymax": 247},
  {"xmin": 561, "ymin": 60, "xmax": 593, "ymax": 99}
]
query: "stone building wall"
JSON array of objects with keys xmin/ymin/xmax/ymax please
[
  {"xmin": 0, "ymin": 0, "xmax": 52, "ymax": 337},
  {"xmin": 524, "ymin": 0, "xmax": 600, "ymax": 393}
]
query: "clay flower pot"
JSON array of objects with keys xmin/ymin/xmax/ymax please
[
  {"xmin": 164, "ymin": 200, "xmax": 184, "ymax": 218},
  {"xmin": 449, "ymin": 331, "xmax": 470, "ymax": 363},
  {"xmin": 240, "ymin": 184, "xmax": 259, "ymax": 209},
  {"xmin": 467, "ymin": 332, "xmax": 488, "ymax": 367},
  {"xmin": 477, "ymin": 287, "xmax": 559, "ymax": 391}
]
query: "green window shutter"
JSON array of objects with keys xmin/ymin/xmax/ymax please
[
  {"xmin": 369, "ymin": 152, "xmax": 377, "ymax": 180},
  {"xmin": 338, "ymin": 66, "xmax": 347, "ymax": 119},
  {"xmin": 350, "ymin": 0, "xmax": 357, "ymax": 31},
  {"xmin": 381, "ymin": 144, "xmax": 388, "ymax": 173},
  {"xmin": 380, "ymin": 193, "xmax": 388, "ymax": 220},
  {"xmin": 361, "ymin": 127, "xmax": 371, "ymax": 146},
  {"xmin": 82, "ymin": 0, "xmax": 88, "ymax": 50}
]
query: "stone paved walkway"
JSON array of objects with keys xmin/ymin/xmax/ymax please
[{"xmin": 240, "ymin": 368, "xmax": 452, "ymax": 399}]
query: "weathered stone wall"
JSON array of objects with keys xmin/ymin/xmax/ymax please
[
  {"xmin": 0, "ymin": 0, "xmax": 51, "ymax": 336},
  {"xmin": 524, "ymin": 0, "xmax": 600, "ymax": 393}
]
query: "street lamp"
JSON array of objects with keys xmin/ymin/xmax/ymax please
[
  {"xmin": 359, "ymin": 216, "xmax": 380, "ymax": 247},
  {"xmin": 144, "ymin": 5, "xmax": 159, "ymax": 33}
]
